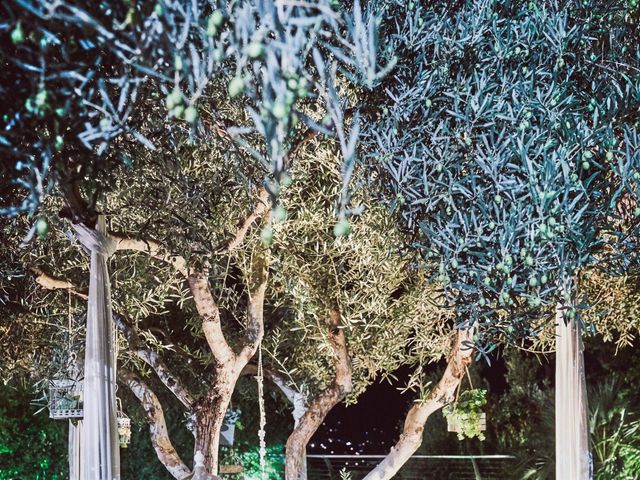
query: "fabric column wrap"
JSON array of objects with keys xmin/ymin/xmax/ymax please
[
  {"xmin": 69, "ymin": 420, "xmax": 83, "ymax": 480},
  {"xmin": 72, "ymin": 216, "xmax": 120, "ymax": 480},
  {"xmin": 555, "ymin": 304, "xmax": 592, "ymax": 479}
]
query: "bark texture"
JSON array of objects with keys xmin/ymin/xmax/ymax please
[
  {"xmin": 120, "ymin": 370, "xmax": 192, "ymax": 480},
  {"xmin": 362, "ymin": 327, "xmax": 475, "ymax": 480},
  {"xmin": 285, "ymin": 308, "xmax": 352, "ymax": 480}
]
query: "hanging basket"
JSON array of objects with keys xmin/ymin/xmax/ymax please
[
  {"xmin": 447, "ymin": 412, "xmax": 487, "ymax": 433},
  {"xmin": 443, "ymin": 368, "xmax": 488, "ymax": 441},
  {"xmin": 49, "ymin": 378, "xmax": 84, "ymax": 420}
]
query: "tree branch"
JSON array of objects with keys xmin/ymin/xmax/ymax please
[
  {"xmin": 110, "ymin": 234, "xmax": 235, "ymax": 368},
  {"xmin": 240, "ymin": 363, "xmax": 307, "ymax": 425},
  {"xmin": 362, "ymin": 327, "xmax": 475, "ymax": 480},
  {"xmin": 119, "ymin": 369, "xmax": 192, "ymax": 480},
  {"xmin": 236, "ymin": 250, "xmax": 270, "ymax": 366},
  {"xmin": 30, "ymin": 268, "xmax": 195, "ymax": 410},
  {"xmin": 187, "ymin": 269, "xmax": 236, "ymax": 367},
  {"xmin": 112, "ymin": 234, "xmax": 189, "ymax": 278},
  {"xmin": 113, "ymin": 313, "xmax": 194, "ymax": 410},
  {"xmin": 220, "ymin": 187, "xmax": 270, "ymax": 254},
  {"xmin": 31, "ymin": 268, "xmax": 88, "ymax": 300},
  {"xmin": 217, "ymin": 127, "xmax": 320, "ymax": 255},
  {"xmin": 285, "ymin": 308, "xmax": 353, "ymax": 480}
]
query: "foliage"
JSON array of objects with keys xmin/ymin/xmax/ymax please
[
  {"xmin": 443, "ymin": 388, "xmax": 487, "ymax": 441},
  {"xmin": 1, "ymin": 0, "xmax": 392, "ymax": 221},
  {"xmin": 581, "ymin": 271, "xmax": 640, "ymax": 350},
  {"xmin": 590, "ymin": 379, "xmax": 640, "ymax": 480},
  {"xmin": 264, "ymin": 140, "xmax": 453, "ymax": 401},
  {"xmin": 0, "ymin": 382, "xmax": 67, "ymax": 480},
  {"xmin": 367, "ymin": 0, "xmax": 640, "ymax": 351},
  {"xmin": 220, "ymin": 443, "xmax": 285, "ymax": 480},
  {"xmin": 339, "ymin": 468, "xmax": 353, "ymax": 480}
]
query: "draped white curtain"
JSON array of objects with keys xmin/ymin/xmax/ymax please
[
  {"xmin": 72, "ymin": 216, "xmax": 120, "ymax": 480},
  {"xmin": 556, "ymin": 304, "xmax": 592, "ymax": 479},
  {"xmin": 69, "ymin": 420, "xmax": 84, "ymax": 480}
]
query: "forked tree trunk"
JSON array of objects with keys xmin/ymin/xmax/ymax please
[
  {"xmin": 362, "ymin": 327, "xmax": 474, "ymax": 480},
  {"xmin": 285, "ymin": 309, "xmax": 352, "ymax": 480}
]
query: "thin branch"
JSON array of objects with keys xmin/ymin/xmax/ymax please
[
  {"xmin": 187, "ymin": 269, "xmax": 236, "ymax": 367},
  {"xmin": 236, "ymin": 250, "xmax": 270, "ymax": 366},
  {"xmin": 241, "ymin": 363, "xmax": 307, "ymax": 424},
  {"xmin": 284, "ymin": 308, "xmax": 353, "ymax": 479},
  {"xmin": 220, "ymin": 187, "xmax": 270, "ymax": 254},
  {"xmin": 32, "ymin": 268, "xmax": 88, "ymax": 300},
  {"xmin": 217, "ymin": 127, "xmax": 320, "ymax": 255},
  {"xmin": 119, "ymin": 369, "xmax": 192, "ymax": 480},
  {"xmin": 113, "ymin": 313, "xmax": 194, "ymax": 410},
  {"xmin": 112, "ymin": 234, "xmax": 188, "ymax": 277}
]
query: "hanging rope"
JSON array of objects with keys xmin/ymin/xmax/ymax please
[{"xmin": 256, "ymin": 344, "xmax": 267, "ymax": 480}]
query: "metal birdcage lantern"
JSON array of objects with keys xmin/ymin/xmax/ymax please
[
  {"xmin": 117, "ymin": 398, "xmax": 131, "ymax": 448},
  {"xmin": 49, "ymin": 377, "xmax": 84, "ymax": 419},
  {"xmin": 48, "ymin": 351, "xmax": 84, "ymax": 420}
]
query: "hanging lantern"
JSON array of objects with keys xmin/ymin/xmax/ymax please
[
  {"xmin": 116, "ymin": 398, "xmax": 131, "ymax": 448},
  {"xmin": 49, "ymin": 377, "xmax": 84, "ymax": 419}
]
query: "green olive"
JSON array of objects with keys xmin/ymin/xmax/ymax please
[
  {"xmin": 273, "ymin": 205, "xmax": 287, "ymax": 222},
  {"xmin": 36, "ymin": 218, "xmax": 48, "ymax": 238},
  {"xmin": 247, "ymin": 42, "xmax": 264, "ymax": 59},
  {"xmin": 260, "ymin": 227, "xmax": 273, "ymax": 246},
  {"xmin": 11, "ymin": 23, "xmax": 24, "ymax": 44},
  {"xmin": 272, "ymin": 102, "xmax": 288, "ymax": 120},
  {"xmin": 333, "ymin": 219, "xmax": 352, "ymax": 237},
  {"xmin": 184, "ymin": 106, "xmax": 198, "ymax": 123},
  {"xmin": 228, "ymin": 76, "xmax": 245, "ymax": 98}
]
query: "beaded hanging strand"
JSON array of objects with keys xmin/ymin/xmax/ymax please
[{"xmin": 256, "ymin": 344, "xmax": 267, "ymax": 479}]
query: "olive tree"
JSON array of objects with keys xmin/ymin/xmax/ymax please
[
  {"xmin": 358, "ymin": 0, "xmax": 640, "ymax": 478},
  {"xmin": 259, "ymin": 142, "xmax": 451, "ymax": 479},
  {"xmin": 1, "ymin": 1, "xmax": 395, "ymax": 477}
]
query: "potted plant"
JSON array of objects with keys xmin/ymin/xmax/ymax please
[{"xmin": 443, "ymin": 388, "xmax": 487, "ymax": 441}]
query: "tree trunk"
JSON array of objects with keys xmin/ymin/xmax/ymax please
[
  {"xmin": 193, "ymin": 379, "xmax": 233, "ymax": 476},
  {"xmin": 362, "ymin": 327, "xmax": 474, "ymax": 480},
  {"xmin": 285, "ymin": 308, "xmax": 352, "ymax": 480}
]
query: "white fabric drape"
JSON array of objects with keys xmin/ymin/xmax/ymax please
[
  {"xmin": 69, "ymin": 420, "xmax": 84, "ymax": 480},
  {"xmin": 72, "ymin": 216, "xmax": 120, "ymax": 480},
  {"xmin": 556, "ymin": 304, "xmax": 592, "ymax": 479}
]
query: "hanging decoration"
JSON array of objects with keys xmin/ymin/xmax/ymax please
[
  {"xmin": 116, "ymin": 398, "xmax": 131, "ymax": 448},
  {"xmin": 444, "ymin": 368, "xmax": 487, "ymax": 441},
  {"xmin": 49, "ymin": 354, "xmax": 83, "ymax": 419},
  {"xmin": 71, "ymin": 215, "xmax": 120, "ymax": 480},
  {"xmin": 256, "ymin": 344, "xmax": 267, "ymax": 480}
]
